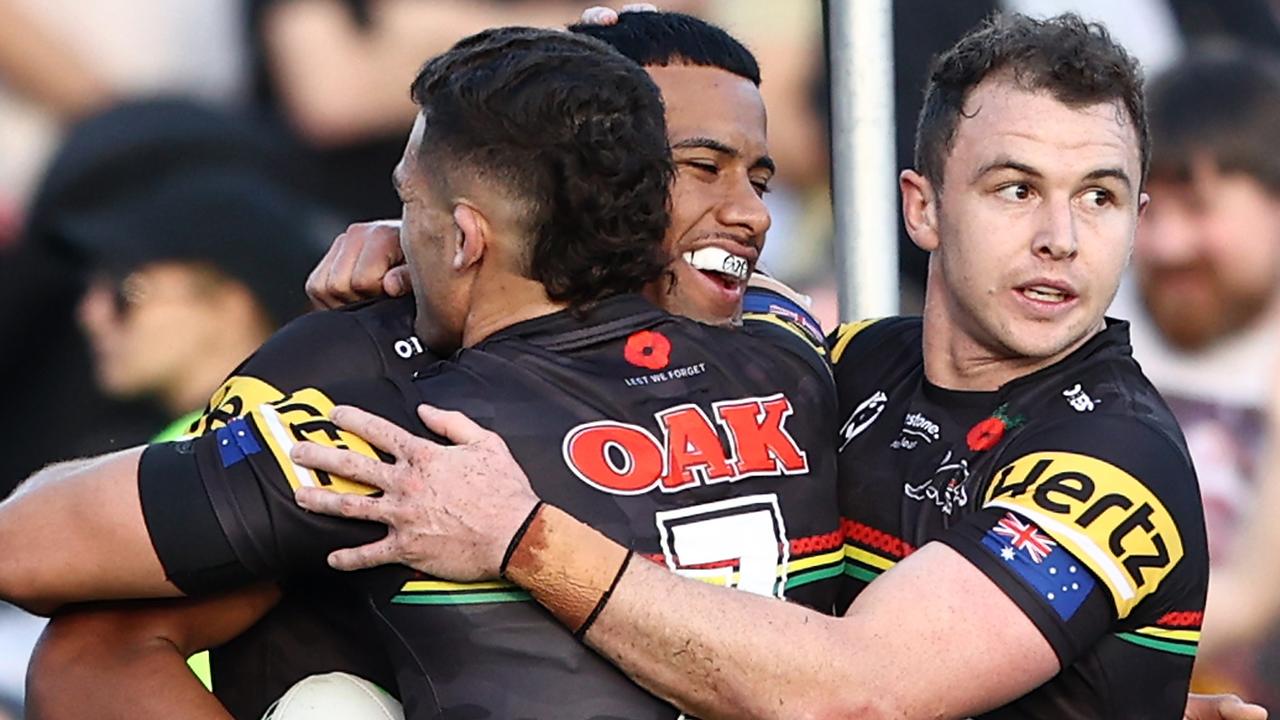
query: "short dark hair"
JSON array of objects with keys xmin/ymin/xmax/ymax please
[
  {"xmin": 915, "ymin": 13, "xmax": 1148, "ymax": 186},
  {"xmin": 569, "ymin": 11, "xmax": 761, "ymax": 86},
  {"xmin": 1147, "ymin": 45, "xmax": 1280, "ymax": 192},
  {"xmin": 409, "ymin": 27, "xmax": 672, "ymax": 308}
]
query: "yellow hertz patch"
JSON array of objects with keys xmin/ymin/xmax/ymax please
[
  {"xmin": 188, "ymin": 375, "xmax": 288, "ymax": 437},
  {"xmin": 250, "ymin": 388, "xmax": 380, "ymax": 496},
  {"xmin": 984, "ymin": 451, "xmax": 1183, "ymax": 618}
]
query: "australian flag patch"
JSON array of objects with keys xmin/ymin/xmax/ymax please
[
  {"xmin": 981, "ymin": 511, "xmax": 1096, "ymax": 621},
  {"xmin": 215, "ymin": 417, "xmax": 264, "ymax": 468}
]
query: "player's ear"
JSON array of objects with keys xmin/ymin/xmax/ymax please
[
  {"xmin": 451, "ymin": 203, "xmax": 487, "ymax": 271},
  {"xmin": 901, "ymin": 169, "xmax": 941, "ymax": 252}
]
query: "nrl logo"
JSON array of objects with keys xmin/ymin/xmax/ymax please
[{"xmin": 839, "ymin": 391, "xmax": 888, "ymax": 451}]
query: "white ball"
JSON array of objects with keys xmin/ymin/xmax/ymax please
[{"xmin": 262, "ymin": 672, "xmax": 403, "ymax": 720}]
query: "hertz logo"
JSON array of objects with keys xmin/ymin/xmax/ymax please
[
  {"xmin": 189, "ymin": 375, "xmax": 286, "ymax": 437},
  {"xmin": 984, "ymin": 451, "xmax": 1183, "ymax": 618},
  {"xmin": 251, "ymin": 387, "xmax": 382, "ymax": 497}
]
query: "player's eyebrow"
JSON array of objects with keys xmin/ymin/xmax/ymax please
[
  {"xmin": 973, "ymin": 159, "xmax": 1042, "ymax": 183},
  {"xmin": 1082, "ymin": 167, "xmax": 1133, "ymax": 191},
  {"xmin": 673, "ymin": 136, "xmax": 776, "ymax": 175}
]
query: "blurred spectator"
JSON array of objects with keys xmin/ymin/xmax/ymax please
[
  {"xmin": 1110, "ymin": 45, "xmax": 1280, "ymax": 704},
  {"xmin": 247, "ymin": 0, "xmax": 651, "ymax": 221},
  {"xmin": 63, "ymin": 170, "xmax": 326, "ymax": 436},
  {"xmin": 1, "ymin": 99, "xmax": 306, "ymax": 498},
  {"xmin": 0, "ymin": 0, "xmax": 244, "ymax": 218}
]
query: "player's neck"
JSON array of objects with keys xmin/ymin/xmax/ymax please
[
  {"xmin": 461, "ymin": 272, "xmax": 567, "ymax": 348},
  {"xmin": 920, "ymin": 282, "xmax": 1102, "ymax": 392}
]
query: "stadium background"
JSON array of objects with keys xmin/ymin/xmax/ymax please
[{"xmin": 0, "ymin": 0, "xmax": 1276, "ymax": 716}]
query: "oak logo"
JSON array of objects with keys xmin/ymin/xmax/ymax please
[
  {"xmin": 563, "ymin": 393, "xmax": 808, "ymax": 495},
  {"xmin": 984, "ymin": 451, "xmax": 1184, "ymax": 617}
]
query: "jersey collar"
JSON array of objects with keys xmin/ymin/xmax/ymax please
[{"xmin": 478, "ymin": 293, "xmax": 667, "ymax": 346}]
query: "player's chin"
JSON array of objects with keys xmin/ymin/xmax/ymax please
[{"xmin": 1003, "ymin": 317, "xmax": 1096, "ymax": 360}]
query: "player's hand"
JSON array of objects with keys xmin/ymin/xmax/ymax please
[
  {"xmin": 579, "ymin": 4, "xmax": 657, "ymax": 25},
  {"xmin": 1185, "ymin": 693, "xmax": 1268, "ymax": 720},
  {"xmin": 305, "ymin": 220, "xmax": 410, "ymax": 309},
  {"xmin": 290, "ymin": 404, "xmax": 540, "ymax": 581}
]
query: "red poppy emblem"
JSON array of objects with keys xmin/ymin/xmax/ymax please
[
  {"xmin": 624, "ymin": 330, "xmax": 671, "ymax": 370},
  {"xmin": 966, "ymin": 416, "xmax": 1007, "ymax": 452}
]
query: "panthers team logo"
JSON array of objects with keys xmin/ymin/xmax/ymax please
[
  {"xmin": 563, "ymin": 393, "xmax": 808, "ymax": 495},
  {"xmin": 904, "ymin": 450, "xmax": 971, "ymax": 515}
]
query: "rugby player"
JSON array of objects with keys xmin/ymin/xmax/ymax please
[
  {"xmin": 5, "ymin": 22, "xmax": 839, "ymax": 720},
  {"xmin": 291, "ymin": 12, "xmax": 1227, "ymax": 719}
]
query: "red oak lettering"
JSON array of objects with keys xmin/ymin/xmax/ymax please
[
  {"xmin": 657, "ymin": 404, "xmax": 735, "ymax": 490},
  {"xmin": 563, "ymin": 421, "xmax": 665, "ymax": 495},
  {"xmin": 562, "ymin": 394, "xmax": 808, "ymax": 495},
  {"xmin": 715, "ymin": 395, "xmax": 809, "ymax": 477}
]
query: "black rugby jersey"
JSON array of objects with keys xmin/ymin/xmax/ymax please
[
  {"xmin": 829, "ymin": 317, "xmax": 1208, "ymax": 719},
  {"xmin": 139, "ymin": 292, "xmax": 840, "ymax": 720},
  {"xmin": 185, "ymin": 296, "xmax": 427, "ymax": 719}
]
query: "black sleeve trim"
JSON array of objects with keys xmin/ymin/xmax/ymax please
[{"xmin": 138, "ymin": 442, "xmax": 255, "ymax": 595}]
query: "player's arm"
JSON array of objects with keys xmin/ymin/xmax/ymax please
[
  {"xmin": 290, "ymin": 406, "xmax": 1054, "ymax": 718},
  {"xmin": 26, "ymin": 586, "xmax": 280, "ymax": 720},
  {"xmin": 293, "ymin": 407, "xmax": 1203, "ymax": 718},
  {"xmin": 0, "ymin": 447, "xmax": 178, "ymax": 614}
]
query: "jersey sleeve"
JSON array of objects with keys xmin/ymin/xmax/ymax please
[
  {"xmin": 185, "ymin": 308, "xmax": 389, "ymax": 439},
  {"xmin": 936, "ymin": 415, "xmax": 1208, "ymax": 665},
  {"xmin": 138, "ymin": 377, "xmax": 422, "ymax": 595}
]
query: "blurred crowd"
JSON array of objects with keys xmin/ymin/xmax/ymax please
[{"xmin": 0, "ymin": 0, "xmax": 1278, "ymax": 717}]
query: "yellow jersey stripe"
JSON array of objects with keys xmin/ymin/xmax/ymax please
[
  {"xmin": 400, "ymin": 580, "xmax": 517, "ymax": 593},
  {"xmin": 844, "ymin": 545, "xmax": 896, "ymax": 571},
  {"xmin": 830, "ymin": 319, "xmax": 879, "ymax": 364},
  {"xmin": 1134, "ymin": 626, "xmax": 1201, "ymax": 642}
]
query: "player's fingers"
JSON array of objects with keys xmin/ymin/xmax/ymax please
[
  {"xmin": 349, "ymin": 226, "xmax": 404, "ymax": 298},
  {"xmin": 329, "ymin": 405, "xmax": 423, "ymax": 460},
  {"xmin": 323, "ymin": 229, "xmax": 365, "ymax": 304},
  {"xmin": 290, "ymin": 441, "xmax": 389, "ymax": 490},
  {"xmin": 620, "ymin": 3, "xmax": 658, "ymax": 13},
  {"xmin": 384, "ymin": 265, "xmax": 412, "ymax": 297},
  {"xmin": 417, "ymin": 404, "xmax": 492, "ymax": 445},
  {"xmin": 1184, "ymin": 694, "xmax": 1269, "ymax": 720},
  {"xmin": 1220, "ymin": 696, "xmax": 1269, "ymax": 720},
  {"xmin": 328, "ymin": 540, "xmax": 399, "ymax": 572},
  {"xmin": 294, "ymin": 486, "xmax": 387, "ymax": 523},
  {"xmin": 306, "ymin": 238, "xmax": 347, "ymax": 309},
  {"xmin": 580, "ymin": 6, "xmax": 619, "ymax": 25}
]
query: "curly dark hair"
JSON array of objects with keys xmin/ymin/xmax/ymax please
[
  {"xmin": 915, "ymin": 13, "xmax": 1148, "ymax": 187},
  {"xmin": 409, "ymin": 27, "xmax": 673, "ymax": 309}
]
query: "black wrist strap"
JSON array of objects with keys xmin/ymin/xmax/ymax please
[{"xmin": 574, "ymin": 549, "xmax": 635, "ymax": 640}]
